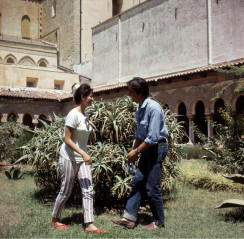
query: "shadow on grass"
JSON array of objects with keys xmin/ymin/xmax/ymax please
[
  {"xmin": 137, "ymin": 212, "xmax": 154, "ymax": 225},
  {"xmin": 62, "ymin": 212, "xmax": 84, "ymax": 226},
  {"xmin": 222, "ymin": 208, "xmax": 244, "ymax": 223}
]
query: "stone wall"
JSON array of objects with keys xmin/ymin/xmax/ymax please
[
  {"xmin": 92, "ymin": 0, "xmax": 244, "ymax": 87},
  {"xmin": 0, "ymin": 64, "xmax": 79, "ymax": 90},
  {"xmin": 41, "ymin": 0, "xmax": 80, "ymax": 69},
  {"xmin": 0, "ymin": 0, "xmax": 40, "ymax": 39},
  {"xmin": 42, "ymin": 0, "xmax": 113, "ymax": 69}
]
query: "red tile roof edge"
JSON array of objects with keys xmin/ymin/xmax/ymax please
[
  {"xmin": 0, "ymin": 88, "xmax": 72, "ymax": 101},
  {"xmin": 93, "ymin": 58, "xmax": 244, "ymax": 93}
]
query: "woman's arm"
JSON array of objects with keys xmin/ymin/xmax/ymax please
[{"xmin": 64, "ymin": 126, "xmax": 92, "ymax": 164}]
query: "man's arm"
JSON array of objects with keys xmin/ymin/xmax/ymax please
[{"xmin": 127, "ymin": 139, "xmax": 152, "ymax": 163}]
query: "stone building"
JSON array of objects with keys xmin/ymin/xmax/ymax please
[
  {"xmin": 90, "ymin": 0, "xmax": 244, "ymax": 143},
  {"xmin": 0, "ymin": 0, "xmax": 243, "ymax": 143},
  {"xmin": 0, "ymin": 0, "xmax": 144, "ymax": 127}
]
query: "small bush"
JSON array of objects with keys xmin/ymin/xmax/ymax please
[
  {"xmin": 195, "ymin": 105, "xmax": 244, "ymax": 174},
  {"xmin": 180, "ymin": 144, "xmax": 204, "ymax": 159},
  {"xmin": 0, "ymin": 121, "xmax": 29, "ymax": 163}
]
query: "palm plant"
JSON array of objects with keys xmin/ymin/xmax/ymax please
[{"xmin": 112, "ymin": 175, "xmax": 133, "ymax": 199}]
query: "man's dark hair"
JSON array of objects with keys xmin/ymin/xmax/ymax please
[
  {"xmin": 74, "ymin": 84, "xmax": 93, "ymax": 104},
  {"xmin": 127, "ymin": 77, "xmax": 149, "ymax": 97}
]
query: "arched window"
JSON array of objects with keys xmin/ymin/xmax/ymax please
[
  {"xmin": 6, "ymin": 57, "xmax": 15, "ymax": 64},
  {"xmin": 213, "ymin": 98, "xmax": 225, "ymax": 125},
  {"xmin": 7, "ymin": 113, "xmax": 18, "ymax": 122},
  {"xmin": 0, "ymin": 13, "xmax": 2, "ymax": 35},
  {"xmin": 236, "ymin": 96, "xmax": 244, "ymax": 114},
  {"xmin": 39, "ymin": 61, "xmax": 47, "ymax": 67},
  {"xmin": 21, "ymin": 15, "xmax": 30, "ymax": 39},
  {"xmin": 5, "ymin": 54, "xmax": 17, "ymax": 64},
  {"xmin": 23, "ymin": 114, "xmax": 34, "ymax": 130},
  {"xmin": 177, "ymin": 102, "xmax": 189, "ymax": 143},
  {"xmin": 52, "ymin": 0, "xmax": 56, "ymax": 17},
  {"xmin": 37, "ymin": 114, "xmax": 50, "ymax": 128},
  {"xmin": 38, "ymin": 59, "xmax": 49, "ymax": 67},
  {"xmin": 194, "ymin": 101, "xmax": 207, "ymax": 143}
]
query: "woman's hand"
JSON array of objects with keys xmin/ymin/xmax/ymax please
[{"xmin": 83, "ymin": 153, "xmax": 92, "ymax": 164}]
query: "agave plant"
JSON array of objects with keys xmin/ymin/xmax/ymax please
[
  {"xmin": 16, "ymin": 97, "xmax": 184, "ymax": 204},
  {"xmin": 112, "ymin": 175, "xmax": 133, "ymax": 199},
  {"xmin": 5, "ymin": 166, "xmax": 25, "ymax": 180}
]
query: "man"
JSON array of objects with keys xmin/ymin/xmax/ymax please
[{"xmin": 111, "ymin": 77, "xmax": 169, "ymax": 230}]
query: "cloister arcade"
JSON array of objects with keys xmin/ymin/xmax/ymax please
[
  {"xmin": 174, "ymin": 95, "xmax": 244, "ymax": 143},
  {"xmin": 1, "ymin": 111, "xmax": 52, "ymax": 130},
  {"xmin": 1, "ymin": 94, "xmax": 243, "ymax": 144}
]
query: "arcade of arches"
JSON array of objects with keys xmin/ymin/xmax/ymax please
[
  {"xmin": 1, "ymin": 95, "xmax": 243, "ymax": 144},
  {"xmin": 3, "ymin": 112, "xmax": 52, "ymax": 130},
  {"xmin": 175, "ymin": 96, "xmax": 244, "ymax": 143}
]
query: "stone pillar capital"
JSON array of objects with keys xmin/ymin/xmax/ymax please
[
  {"xmin": 187, "ymin": 114, "xmax": 195, "ymax": 121},
  {"xmin": 205, "ymin": 113, "xmax": 213, "ymax": 120}
]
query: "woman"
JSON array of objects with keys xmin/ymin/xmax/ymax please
[{"xmin": 51, "ymin": 84, "xmax": 106, "ymax": 234}]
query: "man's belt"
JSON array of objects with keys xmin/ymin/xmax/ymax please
[{"xmin": 158, "ymin": 138, "xmax": 167, "ymax": 143}]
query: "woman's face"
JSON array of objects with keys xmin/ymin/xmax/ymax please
[{"xmin": 82, "ymin": 92, "xmax": 94, "ymax": 107}]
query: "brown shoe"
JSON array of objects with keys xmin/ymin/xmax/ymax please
[
  {"xmin": 142, "ymin": 222, "xmax": 165, "ymax": 230},
  {"xmin": 111, "ymin": 218, "xmax": 135, "ymax": 229}
]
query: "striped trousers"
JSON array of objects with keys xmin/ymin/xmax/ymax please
[{"xmin": 52, "ymin": 156, "xmax": 94, "ymax": 223}]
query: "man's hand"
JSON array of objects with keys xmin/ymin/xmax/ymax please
[{"xmin": 126, "ymin": 149, "xmax": 138, "ymax": 163}]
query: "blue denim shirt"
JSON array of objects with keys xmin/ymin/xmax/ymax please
[{"xmin": 135, "ymin": 97, "xmax": 168, "ymax": 145}]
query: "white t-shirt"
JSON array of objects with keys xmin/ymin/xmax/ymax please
[{"xmin": 59, "ymin": 108, "xmax": 92, "ymax": 162}]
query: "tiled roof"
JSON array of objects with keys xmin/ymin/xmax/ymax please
[
  {"xmin": 93, "ymin": 58, "xmax": 244, "ymax": 93},
  {"xmin": 0, "ymin": 88, "xmax": 72, "ymax": 101},
  {"xmin": 1, "ymin": 58, "xmax": 244, "ymax": 100}
]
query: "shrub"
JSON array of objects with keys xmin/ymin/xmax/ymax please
[
  {"xmin": 0, "ymin": 121, "xmax": 30, "ymax": 163},
  {"xmin": 17, "ymin": 97, "xmax": 184, "ymax": 205},
  {"xmin": 195, "ymin": 105, "xmax": 244, "ymax": 174}
]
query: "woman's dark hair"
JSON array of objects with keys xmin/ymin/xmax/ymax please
[
  {"xmin": 74, "ymin": 84, "xmax": 93, "ymax": 104},
  {"xmin": 127, "ymin": 77, "xmax": 149, "ymax": 97}
]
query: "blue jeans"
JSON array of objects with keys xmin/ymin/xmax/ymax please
[{"xmin": 123, "ymin": 141, "xmax": 168, "ymax": 223}]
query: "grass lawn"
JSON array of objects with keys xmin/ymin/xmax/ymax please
[{"xmin": 0, "ymin": 163, "xmax": 244, "ymax": 238}]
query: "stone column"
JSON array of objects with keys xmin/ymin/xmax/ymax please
[
  {"xmin": 187, "ymin": 114, "xmax": 195, "ymax": 144},
  {"xmin": 1, "ymin": 113, "xmax": 8, "ymax": 123},
  {"xmin": 33, "ymin": 116, "xmax": 39, "ymax": 130},
  {"xmin": 17, "ymin": 114, "xmax": 24, "ymax": 124},
  {"xmin": 205, "ymin": 113, "xmax": 213, "ymax": 138}
]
